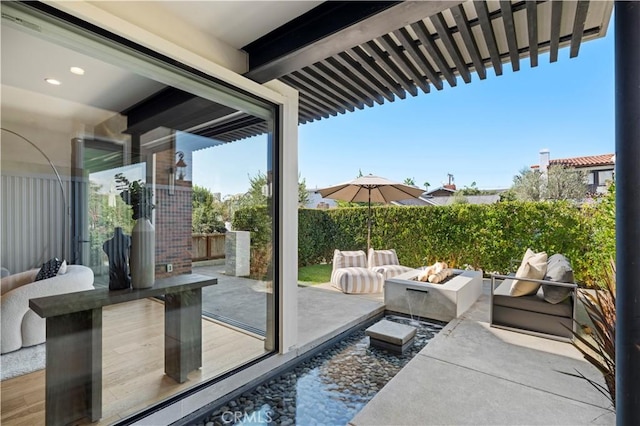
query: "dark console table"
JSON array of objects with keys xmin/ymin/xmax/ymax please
[{"xmin": 30, "ymin": 274, "xmax": 217, "ymax": 425}]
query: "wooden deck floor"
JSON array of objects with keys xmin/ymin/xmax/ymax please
[{"xmin": 1, "ymin": 298, "xmax": 267, "ymax": 425}]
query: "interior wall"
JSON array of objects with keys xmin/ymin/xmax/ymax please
[{"xmin": 1, "ymin": 119, "xmax": 75, "ymax": 272}]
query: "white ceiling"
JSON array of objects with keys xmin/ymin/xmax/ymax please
[
  {"xmin": 1, "ymin": 24, "xmax": 165, "ymax": 117},
  {"xmin": 147, "ymin": 1, "xmax": 323, "ymax": 48},
  {"xmin": 0, "ymin": 1, "xmax": 323, "ymax": 130}
]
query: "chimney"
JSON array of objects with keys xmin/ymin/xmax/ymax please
[{"xmin": 539, "ymin": 149, "xmax": 550, "ymax": 173}]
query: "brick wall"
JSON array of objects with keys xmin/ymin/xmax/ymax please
[{"xmin": 154, "ymin": 148, "xmax": 192, "ymax": 278}]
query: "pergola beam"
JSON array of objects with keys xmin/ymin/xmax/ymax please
[
  {"xmin": 451, "ymin": 4, "xmax": 487, "ymax": 80},
  {"xmin": 549, "ymin": 1, "xmax": 563, "ymax": 62},
  {"xmin": 570, "ymin": 1, "xmax": 590, "ymax": 58},
  {"xmin": 350, "ymin": 46, "xmax": 407, "ymax": 99},
  {"xmin": 377, "ymin": 34, "xmax": 431, "ymax": 94},
  {"xmin": 430, "ymin": 12, "xmax": 472, "ymax": 83},
  {"xmin": 327, "ymin": 55, "xmax": 389, "ymax": 104},
  {"xmin": 500, "ymin": 0, "xmax": 520, "ymax": 72},
  {"xmin": 474, "ymin": 1, "xmax": 503, "ymax": 76},
  {"xmin": 393, "ymin": 27, "xmax": 444, "ymax": 90},
  {"xmin": 526, "ymin": 1, "xmax": 539, "ymax": 67},
  {"xmin": 362, "ymin": 40, "xmax": 419, "ymax": 96}
]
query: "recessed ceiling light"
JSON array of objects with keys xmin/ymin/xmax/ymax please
[
  {"xmin": 45, "ymin": 78, "xmax": 61, "ymax": 85},
  {"xmin": 70, "ymin": 66, "xmax": 85, "ymax": 75}
]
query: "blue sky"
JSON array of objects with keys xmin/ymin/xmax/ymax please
[{"xmin": 194, "ymin": 24, "xmax": 614, "ymax": 196}]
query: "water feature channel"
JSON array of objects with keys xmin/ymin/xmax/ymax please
[{"xmin": 192, "ymin": 315, "xmax": 445, "ymax": 426}]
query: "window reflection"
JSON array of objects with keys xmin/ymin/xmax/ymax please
[{"xmin": 1, "ymin": 15, "xmax": 276, "ymax": 424}]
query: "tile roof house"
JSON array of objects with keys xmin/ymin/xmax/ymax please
[{"xmin": 532, "ymin": 149, "xmax": 615, "ymax": 194}]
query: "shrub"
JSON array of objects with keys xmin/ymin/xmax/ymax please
[
  {"xmin": 578, "ymin": 184, "xmax": 616, "ymax": 288},
  {"xmin": 298, "ymin": 201, "xmax": 608, "ymax": 285}
]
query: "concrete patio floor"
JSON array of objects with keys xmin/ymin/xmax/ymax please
[
  {"xmin": 181, "ymin": 265, "xmax": 614, "ymax": 425},
  {"xmin": 350, "ymin": 282, "xmax": 616, "ymax": 425}
]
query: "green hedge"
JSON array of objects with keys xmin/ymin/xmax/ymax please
[
  {"xmin": 233, "ymin": 196, "xmax": 615, "ymax": 287},
  {"xmin": 299, "ymin": 200, "xmax": 613, "ymax": 287}
]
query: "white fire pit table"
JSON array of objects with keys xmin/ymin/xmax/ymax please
[{"xmin": 384, "ymin": 269, "xmax": 483, "ymax": 322}]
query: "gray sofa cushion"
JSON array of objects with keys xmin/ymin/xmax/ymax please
[
  {"xmin": 494, "ymin": 280, "xmax": 572, "ymax": 318},
  {"xmin": 492, "ymin": 305, "xmax": 574, "ymax": 338},
  {"xmin": 542, "ymin": 254, "xmax": 574, "ymax": 304}
]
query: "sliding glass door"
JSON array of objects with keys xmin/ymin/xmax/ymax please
[{"xmin": 1, "ymin": 2, "xmax": 279, "ymax": 423}]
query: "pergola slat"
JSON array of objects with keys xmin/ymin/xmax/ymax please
[
  {"xmin": 450, "ymin": 4, "xmax": 486, "ymax": 80},
  {"xmin": 288, "ymin": 71, "xmax": 353, "ymax": 113},
  {"xmin": 311, "ymin": 63, "xmax": 375, "ymax": 108},
  {"xmin": 296, "ymin": 101, "xmax": 318, "ymax": 121},
  {"xmin": 550, "ymin": 0, "xmax": 563, "ymax": 62},
  {"xmin": 430, "ymin": 12, "xmax": 472, "ymax": 83},
  {"xmin": 293, "ymin": 88, "xmax": 337, "ymax": 119},
  {"xmin": 474, "ymin": 1, "xmax": 503, "ymax": 76},
  {"xmin": 499, "ymin": 0, "xmax": 520, "ymax": 72},
  {"xmin": 203, "ymin": 0, "xmax": 611, "ymax": 141},
  {"xmin": 299, "ymin": 66, "xmax": 366, "ymax": 110},
  {"xmin": 378, "ymin": 34, "xmax": 430, "ymax": 94},
  {"xmin": 332, "ymin": 53, "xmax": 395, "ymax": 102},
  {"xmin": 362, "ymin": 40, "xmax": 419, "ymax": 96},
  {"xmin": 323, "ymin": 57, "xmax": 385, "ymax": 105},
  {"xmin": 350, "ymin": 46, "xmax": 407, "ymax": 99},
  {"xmin": 393, "ymin": 27, "xmax": 443, "ymax": 90},
  {"xmin": 297, "ymin": 95, "xmax": 326, "ymax": 118},
  {"xmin": 282, "ymin": 75, "xmax": 341, "ymax": 116},
  {"xmin": 570, "ymin": 1, "xmax": 590, "ymax": 58},
  {"xmin": 410, "ymin": 20, "xmax": 457, "ymax": 88},
  {"xmin": 526, "ymin": 1, "xmax": 539, "ymax": 67}
]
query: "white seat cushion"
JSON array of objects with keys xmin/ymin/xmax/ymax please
[
  {"xmin": 373, "ymin": 264, "xmax": 414, "ymax": 279},
  {"xmin": 331, "ymin": 267, "xmax": 384, "ymax": 294}
]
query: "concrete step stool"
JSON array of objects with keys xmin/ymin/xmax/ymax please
[{"xmin": 365, "ymin": 319, "xmax": 417, "ymax": 354}]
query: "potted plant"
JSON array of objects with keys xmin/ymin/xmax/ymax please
[
  {"xmin": 115, "ymin": 173, "xmax": 154, "ymax": 220},
  {"xmin": 115, "ymin": 173, "xmax": 156, "ymax": 289}
]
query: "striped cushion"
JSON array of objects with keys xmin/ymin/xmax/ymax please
[
  {"xmin": 333, "ymin": 250, "xmax": 367, "ymax": 269},
  {"xmin": 368, "ymin": 248, "xmax": 400, "ymax": 268},
  {"xmin": 331, "ymin": 267, "xmax": 384, "ymax": 294},
  {"xmin": 374, "ymin": 264, "xmax": 414, "ymax": 279}
]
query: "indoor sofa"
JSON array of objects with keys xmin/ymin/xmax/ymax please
[{"xmin": 1, "ymin": 264, "xmax": 95, "ymax": 354}]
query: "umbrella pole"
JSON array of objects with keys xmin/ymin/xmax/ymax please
[{"xmin": 367, "ymin": 188, "xmax": 371, "ymax": 252}]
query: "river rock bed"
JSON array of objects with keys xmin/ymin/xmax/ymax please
[{"xmin": 194, "ymin": 315, "xmax": 445, "ymax": 426}]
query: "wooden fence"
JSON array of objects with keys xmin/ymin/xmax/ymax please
[{"xmin": 192, "ymin": 233, "xmax": 225, "ymax": 261}]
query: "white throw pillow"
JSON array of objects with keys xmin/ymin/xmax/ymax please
[
  {"xmin": 57, "ymin": 260, "xmax": 68, "ymax": 275},
  {"xmin": 509, "ymin": 248, "xmax": 548, "ymax": 296}
]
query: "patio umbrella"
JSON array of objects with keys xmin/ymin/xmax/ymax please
[{"xmin": 317, "ymin": 174, "xmax": 425, "ymax": 251}]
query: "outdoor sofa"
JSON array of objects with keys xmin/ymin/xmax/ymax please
[
  {"xmin": 331, "ymin": 248, "xmax": 413, "ymax": 294},
  {"xmin": 331, "ymin": 249, "xmax": 384, "ymax": 293},
  {"xmin": 490, "ymin": 251, "xmax": 577, "ymax": 341},
  {"xmin": 367, "ymin": 248, "xmax": 413, "ymax": 279}
]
